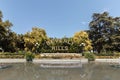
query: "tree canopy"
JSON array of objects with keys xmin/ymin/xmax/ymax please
[
  {"xmin": 0, "ymin": 10, "xmax": 16, "ymax": 52},
  {"xmin": 89, "ymin": 12, "xmax": 120, "ymax": 53},
  {"xmin": 1, "ymin": 10, "xmax": 120, "ymax": 54},
  {"xmin": 73, "ymin": 31, "xmax": 92, "ymax": 51},
  {"xmin": 23, "ymin": 27, "xmax": 48, "ymax": 52}
]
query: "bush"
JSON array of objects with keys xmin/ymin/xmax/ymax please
[
  {"xmin": 25, "ymin": 51, "xmax": 35, "ymax": 62},
  {"xmin": 114, "ymin": 52, "xmax": 120, "ymax": 56},
  {"xmin": 0, "ymin": 52, "xmax": 24, "ymax": 58},
  {"xmin": 84, "ymin": 52, "xmax": 95, "ymax": 61},
  {"xmin": 95, "ymin": 51, "xmax": 114, "ymax": 56}
]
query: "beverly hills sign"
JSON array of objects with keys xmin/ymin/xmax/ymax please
[
  {"xmin": 52, "ymin": 46, "xmax": 68, "ymax": 51},
  {"xmin": 46, "ymin": 39, "xmax": 72, "ymax": 51}
]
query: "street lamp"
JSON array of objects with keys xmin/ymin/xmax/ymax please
[
  {"xmin": 35, "ymin": 43, "xmax": 39, "ymax": 53},
  {"xmin": 0, "ymin": 47, "xmax": 4, "ymax": 52},
  {"xmin": 80, "ymin": 43, "xmax": 85, "ymax": 56}
]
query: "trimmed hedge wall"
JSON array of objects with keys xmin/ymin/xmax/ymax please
[{"xmin": 0, "ymin": 52, "xmax": 24, "ymax": 58}]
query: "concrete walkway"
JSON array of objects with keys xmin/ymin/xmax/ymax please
[
  {"xmin": 0, "ymin": 59, "xmax": 26, "ymax": 63},
  {"xmin": 0, "ymin": 58, "xmax": 120, "ymax": 63},
  {"xmin": 33, "ymin": 59, "xmax": 88, "ymax": 64},
  {"xmin": 0, "ymin": 59, "xmax": 88, "ymax": 63},
  {"xmin": 95, "ymin": 59, "xmax": 120, "ymax": 63}
]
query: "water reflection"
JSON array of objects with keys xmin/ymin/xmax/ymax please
[
  {"xmin": 0, "ymin": 63, "xmax": 120, "ymax": 80},
  {"xmin": 0, "ymin": 64, "xmax": 12, "ymax": 69}
]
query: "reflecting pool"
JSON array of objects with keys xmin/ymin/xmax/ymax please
[{"xmin": 0, "ymin": 62, "xmax": 120, "ymax": 80}]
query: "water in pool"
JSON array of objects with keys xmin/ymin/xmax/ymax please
[{"xmin": 0, "ymin": 62, "xmax": 120, "ymax": 80}]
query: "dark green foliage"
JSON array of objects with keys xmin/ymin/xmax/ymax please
[
  {"xmin": 16, "ymin": 34, "xmax": 25, "ymax": 50},
  {"xmin": 0, "ymin": 52, "xmax": 24, "ymax": 58},
  {"xmin": 89, "ymin": 12, "xmax": 120, "ymax": 53},
  {"xmin": 25, "ymin": 51, "xmax": 35, "ymax": 62},
  {"xmin": 0, "ymin": 10, "xmax": 18, "ymax": 52},
  {"xmin": 95, "ymin": 51, "xmax": 114, "ymax": 56},
  {"xmin": 84, "ymin": 52, "xmax": 95, "ymax": 61}
]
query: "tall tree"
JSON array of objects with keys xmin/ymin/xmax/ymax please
[
  {"xmin": 73, "ymin": 31, "xmax": 92, "ymax": 52},
  {"xmin": 1, "ymin": 31, "xmax": 18, "ymax": 52},
  {"xmin": 0, "ymin": 11, "xmax": 6, "ymax": 37},
  {"xmin": 89, "ymin": 12, "xmax": 120, "ymax": 53},
  {"xmin": 23, "ymin": 27, "xmax": 48, "ymax": 52},
  {"xmin": 0, "ymin": 11, "xmax": 14, "ymax": 52},
  {"xmin": 16, "ymin": 34, "xmax": 25, "ymax": 51}
]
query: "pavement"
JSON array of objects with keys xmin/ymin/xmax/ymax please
[
  {"xmin": 0, "ymin": 59, "xmax": 87, "ymax": 63},
  {"xmin": 0, "ymin": 58, "xmax": 120, "ymax": 63},
  {"xmin": 95, "ymin": 59, "xmax": 120, "ymax": 63},
  {"xmin": 0, "ymin": 59, "xmax": 26, "ymax": 63}
]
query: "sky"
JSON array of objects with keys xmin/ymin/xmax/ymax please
[{"xmin": 0, "ymin": 0, "xmax": 120, "ymax": 38}]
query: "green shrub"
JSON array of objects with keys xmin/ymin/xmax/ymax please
[
  {"xmin": 114, "ymin": 52, "xmax": 120, "ymax": 56},
  {"xmin": 0, "ymin": 52, "xmax": 24, "ymax": 58},
  {"xmin": 95, "ymin": 51, "xmax": 114, "ymax": 56},
  {"xmin": 25, "ymin": 51, "xmax": 35, "ymax": 62},
  {"xmin": 17, "ymin": 51, "xmax": 25, "ymax": 55},
  {"xmin": 84, "ymin": 52, "xmax": 95, "ymax": 61}
]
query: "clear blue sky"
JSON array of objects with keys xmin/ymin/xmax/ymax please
[{"xmin": 0, "ymin": 0, "xmax": 120, "ymax": 38}]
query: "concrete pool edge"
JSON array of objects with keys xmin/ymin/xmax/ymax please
[
  {"xmin": 95, "ymin": 59, "xmax": 120, "ymax": 63},
  {"xmin": 0, "ymin": 59, "xmax": 88, "ymax": 63},
  {"xmin": 0, "ymin": 58, "xmax": 120, "ymax": 63}
]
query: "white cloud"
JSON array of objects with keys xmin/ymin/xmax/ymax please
[
  {"xmin": 101, "ymin": 8, "xmax": 110, "ymax": 12},
  {"xmin": 81, "ymin": 21, "xmax": 89, "ymax": 25}
]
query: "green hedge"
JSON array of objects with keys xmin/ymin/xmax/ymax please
[
  {"xmin": 25, "ymin": 51, "xmax": 35, "ymax": 61},
  {"xmin": 84, "ymin": 52, "xmax": 95, "ymax": 61},
  {"xmin": 0, "ymin": 52, "xmax": 25, "ymax": 58}
]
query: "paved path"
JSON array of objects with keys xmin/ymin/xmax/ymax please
[
  {"xmin": 0, "ymin": 59, "xmax": 88, "ymax": 63},
  {"xmin": 33, "ymin": 59, "xmax": 88, "ymax": 64},
  {"xmin": 95, "ymin": 59, "xmax": 120, "ymax": 63},
  {"xmin": 0, "ymin": 58, "xmax": 120, "ymax": 63},
  {"xmin": 0, "ymin": 59, "xmax": 26, "ymax": 63}
]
